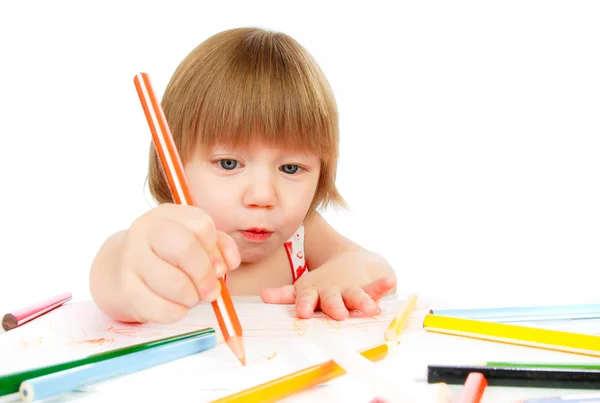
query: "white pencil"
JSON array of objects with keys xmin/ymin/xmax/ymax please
[
  {"xmin": 302, "ymin": 327, "xmax": 400, "ymax": 402},
  {"xmin": 302, "ymin": 328, "xmax": 453, "ymax": 403}
]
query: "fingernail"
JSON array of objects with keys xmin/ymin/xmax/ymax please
[
  {"xmin": 205, "ymin": 280, "xmax": 222, "ymax": 302},
  {"xmin": 213, "ymin": 259, "xmax": 227, "ymax": 278}
]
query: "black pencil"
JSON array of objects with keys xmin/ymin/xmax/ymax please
[{"xmin": 427, "ymin": 365, "xmax": 600, "ymax": 390}]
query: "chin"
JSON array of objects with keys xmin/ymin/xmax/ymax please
[
  {"xmin": 238, "ymin": 243, "xmax": 276, "ymax": 263},
  {"xmin": 240, "ymin": 250, "xmax": 267, "ymax": 263}
]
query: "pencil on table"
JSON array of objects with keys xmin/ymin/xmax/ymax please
[
  {"xmin": 431, "ymin": 383, "xmax": 453, "ymax": 403},
  {"xmin": 423, "ymin": 314, "xmax": 600, "ymax": 358},
  {"xmin": 0, "ymin": 328, "xmax": 213, "ymax": 397},
  {"xmin": 301, "ymin": 327, "xmax": 453, "ymax": 403},
  {"xmin": 303, "ymin": 327, "xmax": 396, "ymax": 402},
  {"xmin": 517, "ymin": 393, "xmax": 600, "ymax": 402},
  {"xmin": 2, "ymin": 292, "xmax": 72, "ymax": 331},
  {"xmin": 428, "ymin": 364, "xmax": 600, "ymax": 390},
  {"xmin": 430, "ymin": 303, "xmax": 600, "ymax": 322},
  {"xmin": 384, "ymin": 294, "xmax": 417, "ymax": 343},
  {"xmin": 210, "ymin": 344, "xmax": 389, "ymax": 403},
  {"xmin": 483, "ymin": 362, "xmax": 600, "ymax": 371},
  {"xmin": 456, "ymin": 372, "xmax": 487, "ymax": 403},
  {"xmin": 19, "ymin": 329, "xmax": 217, "ymax": 402},
  {"xmin": 133, "ymin": 72, "xmax": 245, "ymax": 365}
]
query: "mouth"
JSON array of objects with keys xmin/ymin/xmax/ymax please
[{"xmin": 240, "ymin": 228, "xmax": 273, "ymax": 242}]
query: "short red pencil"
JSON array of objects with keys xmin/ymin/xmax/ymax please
[
  {"xmin": 457, "ymin": 372, "xmax": 487, "ymax": 403},
  {"xmin": 2, "ymin": 292, "xmax": 72, "ymax": 331}
]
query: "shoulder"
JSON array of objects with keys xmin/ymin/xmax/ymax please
[{"xmin": 303, "ymin": 212, "xmax": 362, "ymax": 269}]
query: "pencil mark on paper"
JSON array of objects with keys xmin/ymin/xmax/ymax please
[
  {"xmin": 1, "ymin": 299, "xmax": 419, "ymax": 358},
  {"xmin": 76, "ymin": 338, "xmax": 114, "ymax": 346}
]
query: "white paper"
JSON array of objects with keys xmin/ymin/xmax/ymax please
[
  {"xmin": 6, "ymin": 298, "xmax": 600, "ymax": 402},
  {"xmin": 0, "ymin": 297, "xmax": 425, "ymax": 401}
]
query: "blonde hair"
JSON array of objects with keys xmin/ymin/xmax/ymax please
[{"xmin": 148, "ymin": 27, "xmax": 345, "ymax": 212}]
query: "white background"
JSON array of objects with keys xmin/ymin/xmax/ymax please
[{"xmin": 1, "ymin": 0, "xmax": 599, "ymax": 312}]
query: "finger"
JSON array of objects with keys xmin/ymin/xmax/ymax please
[
  {"xmin": 295, "ymin": 288, "xmax": 319, "ymax": 319},
  {"xmin": 154, "ymin": 203, "xmax": 220, "ymax": 262},
  {"xmin": 341, "ymin": 287, "xmax": 379, "ymax": 316},
  {"xmin": 260, "ymin": 285, "xmax": 296, "ymax": 304},
  {"xmin": 148, "ymin": 219, "xmax": 220, "ymax": 301},
  {"xmin": 362, "ymin": 275, "xmax": 397, "ymax": 301},
  {"xmin": 136, "ymin": 252, "xmax": 200, "ymax": 308},
  {"xmin": 319, "ymin": 287, "xmax": 349, "ymax": 321},
  {"xmin": 216, "ymin": 231, "xmax": 241, "ymax": 273},
  {"xmin": 154, "ymin": 204, "xmax": 216, "ymax": 237},
  {"xmin": 124, "ymin": 272, "xmax": 188, "ymax": 324}
]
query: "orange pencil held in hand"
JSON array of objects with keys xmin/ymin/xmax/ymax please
[{"xmin": 133, "ymin": 72, "xmax": 246, "ymax": 366}]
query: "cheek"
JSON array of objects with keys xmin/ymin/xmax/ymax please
[
  {"xmin": 281, "ymin": 179, "xmax": 319, "ymax": 221},
  {"xmin": 187, "ymin": 175, "xmax": 237, "ymax": 231},
  {"xmin": 195, "ymin": 196, "xmax": 232, "ymax": 230}
]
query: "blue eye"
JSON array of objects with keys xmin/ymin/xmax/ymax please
[
  {"xmin": 280, "ymin": 164, "xmax": 300, "ymax": 174},
  {"xmin": 218, "ymin": 159, "xmax": 238, "ymax": 170}
]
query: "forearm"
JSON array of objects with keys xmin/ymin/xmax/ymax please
[
  {"xmin": 348, "ymin": 249, "xmax": 395, "ymax": 283},
  {"xmin": 317, "ymin": 249, "xmax": 396, "ymax": 291},
  {"xmin": 89, "ymin": 230, "xmax": 137, "ymax": 322}
]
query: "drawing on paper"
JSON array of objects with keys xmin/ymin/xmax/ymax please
[{"xmin": 1, "ymin": 298, "xmax": 425, "ymax": 358}]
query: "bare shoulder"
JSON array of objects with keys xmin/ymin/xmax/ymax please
[
  {"xmin": 103, "ymin": 230, "xmax": 128, "ymax": 250},
  {"xmin": 303, "ymin": 212, "xmax": 362, "ymax": 270}
]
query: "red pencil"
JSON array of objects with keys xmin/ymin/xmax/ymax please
[
  {"xmin": 457, "ymin": 372, "xmax": 487, "ymax": 403},
  {"xmin": 2, "ymin": 292, "xmax": 72, "ymax": 331},
  {"xmin": 133, "ymin": 72, "xmax": 246, "ymax": 366}
]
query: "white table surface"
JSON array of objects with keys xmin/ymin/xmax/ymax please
[{"xmin": 2, "ymin": 295, "xmax": 600, "ymax": 403}]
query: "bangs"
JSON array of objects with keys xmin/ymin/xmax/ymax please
[
  {"xmin": 153, "ymin": 28, "xmax": 345, "ymax": 211},
  {"xmin": 188, "ymin": 31, "xmax": 338, "ymax": 158}
]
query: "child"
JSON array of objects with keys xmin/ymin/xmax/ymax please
[{"xmin": 89, "ymin": 27, "xmax": 396, "ymax": 325}]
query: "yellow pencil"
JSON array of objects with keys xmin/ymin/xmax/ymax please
[
  {"xmin": 385, "ymin": 294, "xmax": 418, "ymax": 343},
  {"xmin": 209, "ymin": 344, "xmax": 388, "ymax": 403},
  {"xmin": 423, "ymin": 314, "xmax": 600, "ymax": 357}
]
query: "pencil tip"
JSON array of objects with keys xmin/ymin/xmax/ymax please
[{"xmin": 227, "ymin": 336, "xmax": 247, "ymax": 366}]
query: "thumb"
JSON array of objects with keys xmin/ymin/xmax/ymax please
[
  {"xmin": 216, "ymin": 231, "xmax": 241, "ymax": 272},
  {"xmin": 260, "ymin": 285, "xmax": 296, "ymax": 304}
]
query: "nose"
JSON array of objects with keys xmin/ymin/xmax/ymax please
[{"xmin": 242, "ymin": 171, "xmax": 277, "ymax": 209}]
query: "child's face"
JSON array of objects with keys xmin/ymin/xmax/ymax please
[{"xmin": 185, "ymin": 142, "xmax": 320, "ymax": 263}]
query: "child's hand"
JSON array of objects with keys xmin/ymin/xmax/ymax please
[
  {"xmin": 118, "ymin": 203, "xmax": 241, "ymax": 324},
  {"xmin": 260, "ymin": 260, "xmax": 396, "ymax": 320}
]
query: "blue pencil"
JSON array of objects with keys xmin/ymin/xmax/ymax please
[
  {"xmin": 431, "ymin": 304, "xmax": 600, "ymax": 322},
  {"xmin": 19, "ymin": 330, "xmax": 217, "ymax": 401},
  {"xmin": 520, "ymin": 393, "xmax": 600, "ymax": 402}
]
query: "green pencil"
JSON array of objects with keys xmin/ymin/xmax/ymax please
[
  {"xmin": 484, "ymin": 361, "xmax": 600, "ymax": 370},
  {"xmin": 0, "ymin": 328, "xmax": 214, "ymax": 396}
]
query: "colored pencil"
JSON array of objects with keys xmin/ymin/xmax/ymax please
[
  {"xmin": 423, "ymin": 314, "xmax": 600, "ymax": 357},
  {"xmin": 209, "ymin": 344, "xmax": 389, "ymax": 403},
  {"xmin": 456, "ymin": 372, "xmax": 487, "ymax": 403},
  {"xmin": 427, "ymin": 365, "xmax": 600, "ymax": 389},
  {"xmin": 519, "ymin": 393, "xmax": 600, "ymax": 402},
  {"xmin": 384, "ymin": 294, "xmax": 417, "ymax": 343},
  {"xmin": 303, "ymin": 327, "xmax": 396, "ymax": 402},
  {"xmin": 483, "ymin": 362, "xmax": 600, "ymax": 370},
  {"xmin": 19, "ymin": 329, "xmax": 217, "ymax": 401},
  {"xmin": 431, "ymin": 304, "xmax": 600, "ymax": 322},
  {"xmin": 0, "ymin": 328, "xmax": 214, "ymax": 397},
  {"xmin": 433, "ymin": 383, "xmax": 453, "ymax": 403},
  {"xmin": 2, "ymin": 292, "xmax": 72, "ymax": 331},
  {"xmin": 133, "ymin": 72, "xmax": 245, "ymax": 365},
  {"xmin": 524, "ymin": 400, "xmax": 600, "ymax": 403}
]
